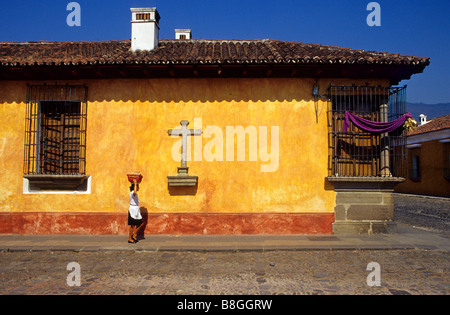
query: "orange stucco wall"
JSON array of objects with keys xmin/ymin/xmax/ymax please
[{"xmin": 0, "ymin": 77, "xmax": 391, "ymax": 233}]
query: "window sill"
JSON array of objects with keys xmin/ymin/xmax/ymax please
[{"xmin": 23, "ymin": 175, "xmax": 91, "ymax": 194}]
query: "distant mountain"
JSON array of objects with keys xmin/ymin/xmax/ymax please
[{"xmin": 406, "ymin": 102, "xmax": 450, "ymax": 121}]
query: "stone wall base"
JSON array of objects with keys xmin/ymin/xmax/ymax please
[{"xmin": 327, "ymin": 177, "xmax": 405, "ymax": 235}]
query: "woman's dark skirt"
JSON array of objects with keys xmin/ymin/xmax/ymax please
[{"xmin": 128, "ymin": 212, "xmax": 143, "ymax": 226}]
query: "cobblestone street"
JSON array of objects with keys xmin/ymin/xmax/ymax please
[
  {"xmin": 0, "ymin": 249, "xmax": 448, "ymax": 295},
  {"xmin": 394, "ymin": 193, "xmax": 450, "ymax": 235},
  {"xmin": 0, "ymin": 194, "xmax": 449, "ymax": 295}
]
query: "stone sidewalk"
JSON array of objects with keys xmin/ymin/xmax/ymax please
[{"xmin": 0, "ymin": 223, "xmax": 449, "ymax": 253}]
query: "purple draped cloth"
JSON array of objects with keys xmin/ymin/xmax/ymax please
[{"xmin": 343, "ymin": 111, "xmax": 413, "ymax": 134}]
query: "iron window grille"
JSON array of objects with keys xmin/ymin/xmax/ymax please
[
  {"xmin": 327, "ymin": 84, "xmax": 407, "ymax": 178},
  {"xmin": 24, "ymin": 84, "xmax": 88, "ymax": 175}
]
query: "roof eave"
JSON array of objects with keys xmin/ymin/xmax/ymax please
[{"xmin": 0, "ymin": 62, "xmax": 429, "ymax": 82}]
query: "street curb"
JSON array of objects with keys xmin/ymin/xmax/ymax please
[{"xmin": 0, "ymin": 243, "xmax": 420, "ymax": 253}]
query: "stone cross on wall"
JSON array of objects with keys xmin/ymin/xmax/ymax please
[{"xmin": 168, "ymin": 120, "xmax": 202, "ymax": 173}]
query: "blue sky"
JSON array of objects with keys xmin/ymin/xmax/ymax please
[{"xmin": 0, "ymin": 0, "xmax": 449, "ymax": 104}]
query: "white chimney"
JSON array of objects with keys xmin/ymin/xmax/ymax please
[
  {"xmin": 130, "ymin": 7, "xmax": 160, "ymax": 52},
  {"xmin": 419, "ymin": 114, "xmax": 428, "ymax": 126},
  {"xmin": 175, "ymin": 29, "xmax": 192, "ymax": 40}
]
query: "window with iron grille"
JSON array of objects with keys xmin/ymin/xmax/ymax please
[
  {"xmin": 24, "ymin": 84, "xmax": 87, "ymax": 176},
  {"xmin": 327, "ymin": 84, "xmax": 407, "ymax": 178}
]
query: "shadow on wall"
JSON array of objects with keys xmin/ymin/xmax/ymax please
[
  {"xmin": 0, "ymin": 78, "xmax": 322, "ymax": 104},
  {"xmin": 86, "ymin": 78, "xmax": 320, "ymax": 103},
  {"xmin": 167, "ymin": 184, "xmax": 198, "ymax": 196}
]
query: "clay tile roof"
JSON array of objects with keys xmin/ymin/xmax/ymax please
[
  {"xmin": 408, "ymin": 114, "xmax": 450, "ymax": 136},
  {"xmin": 0, "ymin": 39, "xmax": 430, "ymax": 67}
]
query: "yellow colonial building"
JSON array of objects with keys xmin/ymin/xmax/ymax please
[
  {"xmin": 396, "ymin": 114, "xmax": 450, "ymax": 197},
  {"xmin": 0, "ymin": 8, "xmax": 429, "ymax": 235}
]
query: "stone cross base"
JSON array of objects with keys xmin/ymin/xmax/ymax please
[
  {"xmin": 167, "ymin": 175, "xmax": 198, "ymax": 187},
  {"xmin": 167, "ymin": 167, "xmax": 198, "ymax": 187}
]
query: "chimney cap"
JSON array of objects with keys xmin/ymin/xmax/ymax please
[
  {"xmin": 130, "ymin": 7, "xmax": 160, "ymax": 22},
  {"xmin": 130, "ymin": 7, "xmax": 158, "ymax": 12}
]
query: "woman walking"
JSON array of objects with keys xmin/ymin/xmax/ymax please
[{"xmin": 128, "ymin": 179, "xmax": 144, "ymax": 243}]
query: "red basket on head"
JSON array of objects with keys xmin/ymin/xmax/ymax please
[{"xmin": 127, "ymin": 173, "xmax": 143, "ymax": 184}]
